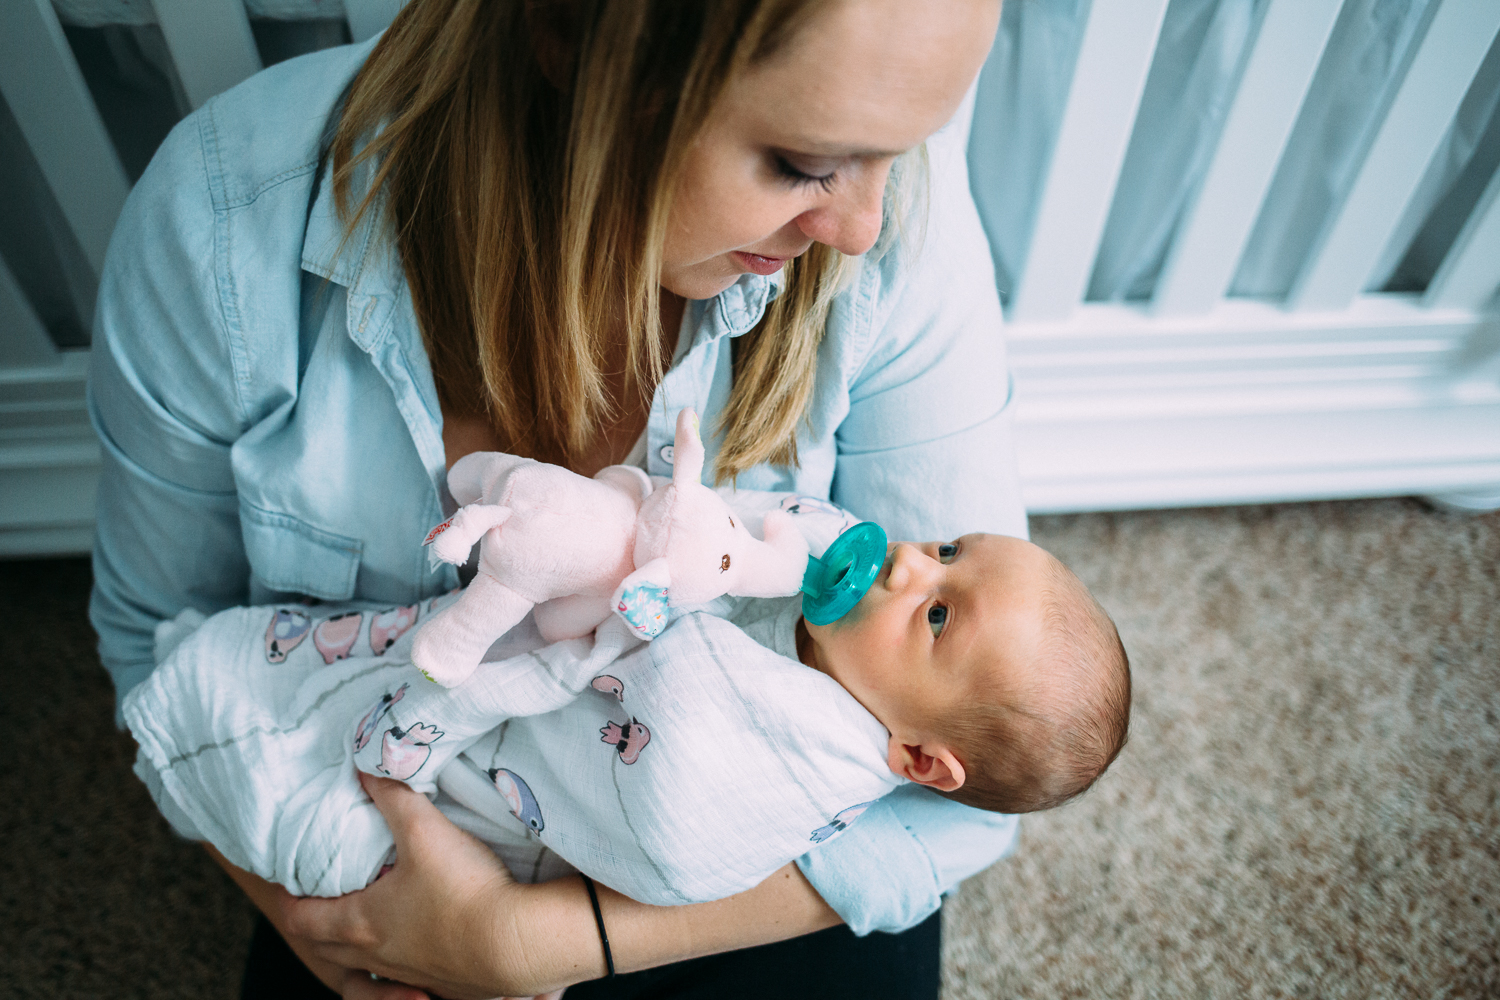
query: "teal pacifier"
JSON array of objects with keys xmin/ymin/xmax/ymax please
[{"xmin": 800, "ymin": 521, "xmax": 888, "ymax": 626}]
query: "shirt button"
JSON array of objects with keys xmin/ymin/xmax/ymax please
[{"xmin": 660, "ymin": 445, "xmax": 675, "ymax": 465}]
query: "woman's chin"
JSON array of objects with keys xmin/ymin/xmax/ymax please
[{"xmin": 661, "ymin": 261, "xmax": 757, "ymax": 301}]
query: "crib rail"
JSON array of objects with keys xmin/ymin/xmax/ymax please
[{"xmin": 975, "ymin": 0, "xmax": 1500, "ymax": 514}]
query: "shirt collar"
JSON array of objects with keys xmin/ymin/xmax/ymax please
[
  {"xmin": 301, "ymin": 156, "xmax": 402, "ymax": 297},
  {"xmin": 709, "ymin": 270, "xmax": 784, "ymax": 341}
]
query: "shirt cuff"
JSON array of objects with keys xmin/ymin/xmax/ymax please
[{"xmin": 796, "ymin": 785, "xmax": 1021, "ymax": 935}]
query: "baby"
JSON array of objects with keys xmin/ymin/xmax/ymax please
[
  {"xmin": 126, "ymin": 501, "xmax": 1129, "ymax": 903},
  {"xmin": 797, "ymin": 531, "xmax": 1130, "ymax": 815}
]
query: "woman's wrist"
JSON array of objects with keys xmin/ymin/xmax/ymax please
[{"xmin": 483, "ymin": 876, "xmax": 612, "ymax": 993}]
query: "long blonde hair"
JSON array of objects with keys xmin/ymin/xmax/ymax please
[{"xmin": 333, "ymin": 0, "xmax": 915, "ymax": 480}]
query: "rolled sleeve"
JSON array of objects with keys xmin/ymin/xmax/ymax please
[{"xmin": 797, "ymin": 785, "xmax": 1020, "ymax": 935}]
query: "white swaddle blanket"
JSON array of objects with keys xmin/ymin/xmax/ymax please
[{"xmin": 124, "ymin": 491, "xmax": 901, "ymax": 903}]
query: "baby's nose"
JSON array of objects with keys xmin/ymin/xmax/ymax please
[{"xmin": 886, "ymin": 543, "xmax": 934, "ymax": 590}]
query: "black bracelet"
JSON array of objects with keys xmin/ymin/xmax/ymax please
[{"xmin": 580, "ymin": 874, "xmax": 615, "ymax": 979}]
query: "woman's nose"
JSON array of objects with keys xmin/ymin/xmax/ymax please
[{"xmin": 794, "ymin": 164, "xmax": 889, "ymax": 257}]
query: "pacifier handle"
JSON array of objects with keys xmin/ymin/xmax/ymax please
[{"xmin": 800, "ymin": 521, "xmax": 888, "ymax": 626}]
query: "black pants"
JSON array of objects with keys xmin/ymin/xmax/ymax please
[{"xmin": 242, "ymin": 908, "xmax": 941, "ymax": 1000}]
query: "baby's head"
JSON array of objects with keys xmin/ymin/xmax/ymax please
[{"xmin": 796, "ymin": 534, "xmax": 1130, "ymax": 813}]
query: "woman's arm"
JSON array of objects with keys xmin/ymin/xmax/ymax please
[
  {"xmin": 88, "ymin": 109, "xmax": 258, "ymax": 716},
  {"xmin": 273, "ymin": 773, "xmax": 841, "ymax": 998}
]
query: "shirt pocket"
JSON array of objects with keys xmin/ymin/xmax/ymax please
[{"xmin": 239, "ymin": 500, "xmax": 364, "ymax": 601}]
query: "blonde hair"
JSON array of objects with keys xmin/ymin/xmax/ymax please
[{"xmin": 332, "ymin": 0, "xmax": 922, "ymax": 480}]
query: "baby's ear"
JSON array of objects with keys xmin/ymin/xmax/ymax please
[{"xmin": 888, "ymin": 740, "xmax": 966, "ymax": 792}]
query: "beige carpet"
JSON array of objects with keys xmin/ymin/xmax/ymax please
[
  {"xmin": 944, "ymin": 499, "xmax": 1499, "ymax": 999},
  {"xmin": 2, "ymin": 498, "xmax": 1496, "ymax": 998}
]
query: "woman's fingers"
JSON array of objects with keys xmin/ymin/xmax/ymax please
[
  {"xmin": 280, "ymin": 766, "xmax": 545, "ymax": 997},
  {"xmin": 357, "ymin": 769, "xmax": 440, "ymax": 838}
]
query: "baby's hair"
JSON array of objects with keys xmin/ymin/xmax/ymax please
[{"xmin": 939, "ymin": 555, "xmax": 1131, "ymax": 814}]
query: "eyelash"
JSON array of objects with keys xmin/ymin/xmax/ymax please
[
  {"xmin": 928, "ymin": 542, "xmax": 958, "ymax": 637},
  {"xmin": 774, "ymin": 155, "xmax": 837, "ymax": 193},
  {"xmin": 928, "ymin": 603, "xmax": 948, "ymax": 639}
]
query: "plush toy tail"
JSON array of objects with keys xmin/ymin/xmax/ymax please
[
  {"xmin": 411, "ymin": 573, "xmax": 533, "ymax": 686},
  {"xmin": 424, "ymin": 504, "xmax": 512, "ymax": 566}
]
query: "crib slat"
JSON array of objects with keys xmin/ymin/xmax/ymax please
[
  {"xmin": 1424, "ymin": 165, "xmax": 1500, "ymax": 311},
  {"xmin": 344, "ymin": 0, "xmax": 408, "ymax": 42},
  {"xmin": 0, "ymin": 255, "xmax": 59, "ymax": 368},
  {"xmin": 0, "ymin": 0, "xmax": 130, "ymax": 281},
  {"xmin": 1152, "ymin": 0, "xmax": 1345, "ymax": 317},
  {"xmin": 1292, "ymin": 0, "xmax": 1500, "ymax": 313},
  {"xmin": 150, "ymin": 0, "xmax": 262, "ymax": 110},
  {"xmin": 1009, "ymin": 0, "xmax": 1171, "ymax": 323}
]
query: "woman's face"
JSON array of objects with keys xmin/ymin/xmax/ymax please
[{"xmin": 660, "ymin": 0, "xmax": 1002, "ymax": 301}]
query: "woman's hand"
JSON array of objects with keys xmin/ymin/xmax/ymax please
[
  {"xmin": 213, "ymin": 768, "xmax": 842, "ymax": 998},
  {"xmin": 272, "ymin": 771, "xmax": 601, "ymax": 999}
]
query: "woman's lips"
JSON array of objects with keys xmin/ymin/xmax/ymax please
[{"xmin": 731, "ymin": 251, "xmax": 789, "ymax": 276}]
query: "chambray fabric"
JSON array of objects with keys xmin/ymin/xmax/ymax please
[{"xmin": 88, "ymin": 38, "xmax": 1025, "ymax": 935}]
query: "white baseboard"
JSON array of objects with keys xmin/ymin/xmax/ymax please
[
  {"xmin": 0, "ymin": 351, "xmax": 99, "ymax": 559},
  {"xmin": 1009, "ymin": 296, "xmax": 1500, "ymax": 513},
  {"xmin": 4, "ymin": 299, "xmax": 1499, "ymax": 559}
]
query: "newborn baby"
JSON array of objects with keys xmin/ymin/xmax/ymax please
[
  {"xmin": 126, "ymin": 504, "xmax": 1129, "ymax": 902},
  {"xmin": 798, "ymin": 532, "xmax": 1130, "ymax": 815}
]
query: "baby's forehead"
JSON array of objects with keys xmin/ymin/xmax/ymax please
[{"xmin": 942, "ymin": 533, "xmax": 1056, "ymax": 592}]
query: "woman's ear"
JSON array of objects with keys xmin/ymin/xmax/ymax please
[
  {"xmin": 524, "ymin": 0, "xmax": 580, "ymax": 90},
  {"xmin": 887, "ymin": 740, "xmax": 966, "ymax": 792}
]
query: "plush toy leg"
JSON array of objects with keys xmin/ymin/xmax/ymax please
[
  {"xmin": 533, "ymin": 593, "xmax": 614, "ymax": 642},
  {"xmin": 612, "ymin": 557, "xmax": 673, "ymax": 639},
  {"xmin": 411, "ymin": 573, "xmax": 533, "ymax": 687}
]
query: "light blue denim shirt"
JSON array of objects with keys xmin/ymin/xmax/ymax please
[{"xmin": 89, "ymin": 39, "xmax": 1027, "ymax": 935}]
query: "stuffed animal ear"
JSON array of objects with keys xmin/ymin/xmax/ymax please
[
  {"xmin": 671, "ymin": 409, "xmax": 706, "ymax": 487},
  {"xmin": 447, "ymin": 452, "xmax": 531, "ymax": 506},
  {"xmin": 612, "ymin": 557, "xmax": 673, "ymax": 639},
  {"xmin": 593, "ymin": 464, "xmax": 654, "ymax": 504}
]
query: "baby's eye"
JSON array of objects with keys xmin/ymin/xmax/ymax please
[
  {"xmin": 927, "ymin": 604, "xmax": 948, "ymax": 638},
  {"xmin": 938, "ymin": 543, "xmax": 958, "ymax": 564}
]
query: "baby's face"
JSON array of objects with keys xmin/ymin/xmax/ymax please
[{"xmin": 800, "ymin": 533, "xmax": 1050, "ymax": 740}]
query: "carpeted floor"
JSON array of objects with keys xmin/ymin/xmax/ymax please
[{"xmin": 2, "ymin": 498, "xmax": 1496, "ymax": 999}]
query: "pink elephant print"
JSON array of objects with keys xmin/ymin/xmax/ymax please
[
  {"xmin": 313, "ymin": 612, "xmax": 363, "ymax": 664},
  {"xmin": 369, "ymin": 604, "xmax": 420, "ymax": 655},
  {"xmin": 600, "ymin": 719, "xmax": 651, "ymax": 764},
  {"xmin": 590, "ymin": 675, "xmax": 625, "ymax": 702},
  {"xmin": 378, "ymin": 722, "xmax": 444, "ymax": 780},
  {"xmin": 264, "ymin": 608, "xmax": 311, "ymax": 663},
  {"xmin": 353, "ymin": 684, "xmax": 407, "ymax": 752}
]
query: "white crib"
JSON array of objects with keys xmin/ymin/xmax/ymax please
[{"xmin": 2, "ymin": 0, "xmax": 1498, "ymax": 557}]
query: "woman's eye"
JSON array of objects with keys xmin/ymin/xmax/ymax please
[
  {"xmin": 773, "ymin": 155, "xmax": 837, "ymax": 193},
  {"xmin": 927, "ymin": 604, "xmax": 948, "ymax": 638},
  {"xmin": 938, "ymin": 543, "xmax": 958, "ymax": 564}
]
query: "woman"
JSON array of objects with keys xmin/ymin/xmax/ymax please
[{"xmin": 89, "ymin": 1, "xmax": 1025, "ymax": 997}]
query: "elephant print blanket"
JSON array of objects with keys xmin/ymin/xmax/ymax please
[{"xmin": 123, "ymin": 493, "xmax": 899, "ymax": 903}]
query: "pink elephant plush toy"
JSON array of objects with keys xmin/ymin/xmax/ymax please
[{"xmin": 411, "ymin": 409, "xmax": 811, "ymax": 687}]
